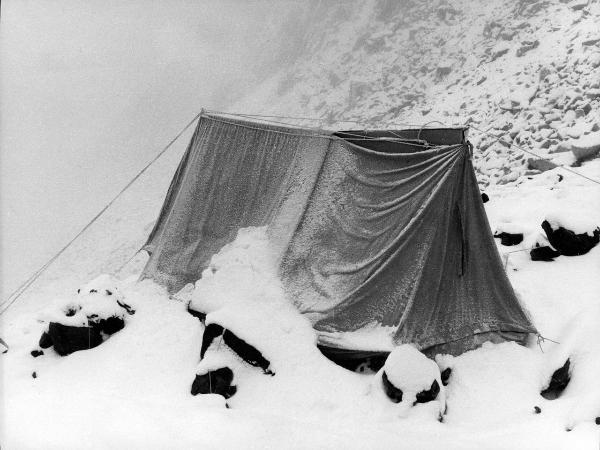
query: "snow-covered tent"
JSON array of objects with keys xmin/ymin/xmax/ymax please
[{"xmin": 142, "ymin": 112, "xmax": 536, "ymax": 358}]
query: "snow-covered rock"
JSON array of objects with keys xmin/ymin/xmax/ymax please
[
  {"xmin": 377, "ymin": 344, "xmax": 445, "ymax": 418},
  {"xmin": 570, "ymin": 131, "xmax": 600, "ymax": 162},
  {"xmin": 189, "ymin": 226, "xmax": 317, "ymax": 372}
]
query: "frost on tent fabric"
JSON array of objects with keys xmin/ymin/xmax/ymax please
[
  {"xmin": 35, "ymin": 275, "xmax": 135, "ymax": 356},
  {"xmin": 142, "ymin": 113, "xmax": 537, "ymax": 363}
]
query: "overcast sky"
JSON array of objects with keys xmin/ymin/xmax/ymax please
[{"xmin": 0, "ymin": 0, "xmax": 318, "ymax": 297}]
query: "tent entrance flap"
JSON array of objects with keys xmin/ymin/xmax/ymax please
[{"xmin": 142, "ymin": 113, "xmax": 536, "ymax": 357}]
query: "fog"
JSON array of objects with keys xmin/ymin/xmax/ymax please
[{"xmin": 0, "ymin": 0, "xmax": 320, "ymax": 297}]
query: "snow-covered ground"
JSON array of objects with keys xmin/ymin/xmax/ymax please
[
  {"xmin": 1, "ymin": 161, "xmax": 599, "ymax": 448},
  {"xmin": 2, "ymin": 0, "xmax": 600, "ymax": 448}
]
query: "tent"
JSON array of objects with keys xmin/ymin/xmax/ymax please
[{"xmin": 142, "ymin": 112, "xmax": 536, "ymax": 360}]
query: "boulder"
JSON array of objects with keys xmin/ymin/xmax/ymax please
[
  {"xmin": 47, "ymin": 322, "xmax": 103, "ymax": 356},
  {"xmin": 200, "ymin": 323, "xmax": 273, "ymax": 375},
  {"xmin": 89, "ymin": 316, "xmax": 125, "ymax": 335},
  {"xmin": 200, "ymin": 323, "xmax": 225, "ymax": 359},
  {"xmin": 541, "ymin": 359, "xmax": 570, "ymax": 400},
  {"xmin": 440, "ymin": 367, "xmax": 452, "ymax": 386},
  {"xmin": 223, "ymin": 330, "xmax": 273, "ymax": 374},
  {"xmin": 191, "ymin": 367, "xmax": 237, "ymax": 399},
  {"xmin": 382, "ymin": 371, "xmax": 442, "ymax": 405},
  {"xmin": 542, "ymin": 220, "xmax": 600, "ymax": 256},
  {"xmin": 530, "ymin": 246, "xmax": 561, "ymax": 261},
  {"xmin": 187, "ymin": 306, "xmax": 206, "ymax": 322},
  {"xmin": 39, "ymin": 332, "xmax": 53, "ymax": 349},
  {"xmin": 494, "ymin": 232, "xmax": 524, "ymax": 246},
  {"xmin": 527, "ymin": 158, "xmax": 557, "ymax": 172},
  {"xmin": 381, "ymin": 345, "xmax": 443, "ymax": 407},
  {"xmin": 516, "ymin": 40, "xmax": 539, "ymax": 57},
  {"xmin": 415, "ymin": 380, "xmax": 441, "ymax": 404},
  {"xmin": 570, "ymin": 131, "xmax": 600, "ymax": 162},
  {"xmin": 481, "ymin": 193, "xmax": 490, "ymax": 203},
  {"xmin": 382, "ymin": 371, "xmax": 403, "ymax": 403}
]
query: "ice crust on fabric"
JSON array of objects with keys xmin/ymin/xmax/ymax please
[{"xmin": 144, "ymin": 113, "xmax": 537, "ymax": 356}]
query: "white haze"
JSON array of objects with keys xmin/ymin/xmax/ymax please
[{"xmin": 0, "ymin": 0, "xmax": 319, "ymax": 298}]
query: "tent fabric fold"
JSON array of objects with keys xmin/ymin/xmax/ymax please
[{"xmin": 142, "ymin": 113, "xmax": 536, "ymax": 356}]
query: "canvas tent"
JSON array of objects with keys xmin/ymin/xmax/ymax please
[{"xmin": 142, "ymin": 112, "xmax": 536, "ymax": 358}]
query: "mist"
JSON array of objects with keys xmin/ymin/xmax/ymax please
[{"xmin": 0, "ymin": 0, "xmax": 320, "ymax": 297}]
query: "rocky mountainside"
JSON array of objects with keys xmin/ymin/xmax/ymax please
[{"xmin": 236, "ymin": 0, "xmax": 600, "ymax": 188}]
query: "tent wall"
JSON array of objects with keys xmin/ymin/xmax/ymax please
[
  {"xmin": 143, "ymin": 113, "xmax": 536, "ymax": 355},
  {"xmin": 143, "ymin": 115, "xmax": 330, "ymax": 289}
]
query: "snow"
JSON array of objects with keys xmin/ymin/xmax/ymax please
[
  {"xmin": 189, "ymin": 226, "xmax": 317, "ymax": 371},
  {"xmin": 545, "ymin": 210, "xmax": 599, "ymax": 236},
  {"xmin": 380, "ymin": 344, "xmax": 445, "ymax": 419},
  {"xmin": 39, "ymin": 274, "xmax": 129, "ymax": 327},
  {"xmin": 2, "ymin": 0, "xmax": 600, "ymax": 448},
  {"xmin": 384, "ymin": 345, "xmax": 442, "ymax": 395}
]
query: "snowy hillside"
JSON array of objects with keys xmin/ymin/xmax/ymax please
[
  {"xmin": 238, "ymin": 0, "xmax": 600, "ymax": 186},
  {"xmin": 2, "ymin": 0, "xmax": 600, "ymax": 448}
]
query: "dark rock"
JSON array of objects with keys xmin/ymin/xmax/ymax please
[
  {"xmin": 596, "ymin": 417, "xmax": 600, "ymax": 425},
  {"xmin": 382, "ymin": 371, "xmax": 403, "ymax": 403},
  {"xmin": 47, "ymin": 322, "xmax": 103, "ymax": 356},
  {"xmin": 435, "ymin": 65, "xmax": 452, "ymax": 79},
  {"xmin": 90, "ymin": 316, "xmax": 125, "ymax": 335},
  {"xmin": 32, "ymin": 371, "xmax": 37, "ymax": 379},
  {"xmin": 415, "ymin": 379, "xmax": 440, "ymax": 404},
  {"xmin": 582, "ymin": 38, "xmax": 600, "ymax": 46},
  {"xmin": 527, "ymin": 158, "xmax": 557, "ymax": 172},
  {"xmin": 542, "ymin": 220, "xmax": 600, "ymax": 256},
  {"xmin": 223, "ymin": 330, "xmax": 273, "ymax": 374},
  {"xmin": 491, "ymin": 47, "xmax": 510, "ymax": 61},
  {"xmin": 191, "ymin": 367, "xmax": 237, "ymax": 399},
  {"xmin": 200, "ymin": 323, "xmax": 225, "ymax": 359},
  {"xmin": 200, "ymin": 324, "xmax": 274, "ymax": 375},
  {"xmin": 31, "ymin": 350, "xmax": 44, "ymax": 358},
  {"xmin": 494, "ymin": 232, "xmax": 524, "ymax": 246},
  {"xmin": 534, "ymin": 406, "xmax": 541, "ymax": 414},
  {"xmin": 116, "ymin": 300, "xmax": 135, "ymax": 315},
  {"xmin": 441, "ymin": 367, "xmax": 452, "ymax": 386},
  {"xmin": 570, "ymin": 132, "xmax": 600, "ymax": 162},
  {"xmin": 516, "ymin": 40, "xmax": 539, "ymax": 57},
  {"xmin": 530, "ymin": 246, "xmax": 561, "ymax": 261},
  {"xmin": 187, "ymin": 307, "xmax": 206, "ymax": 322},
  {"xmin": 39, "ymin": 332, "xmax": 53, "ymax": 349},
  {"xmin": 541, "ymin": 359, "xmax": 571, "ymax": 400},
  {"xmin": 481, "ymin": 193, "xmax": 489, "ymax": 203}
]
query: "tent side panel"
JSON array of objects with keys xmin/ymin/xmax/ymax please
[
  {"xmin": 281, "ymin": 139, "xmax": 536, "ymax": 354},
  {"xmin": 142, "ymin": 114, "xmax": 330, "ymax": 291}
]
